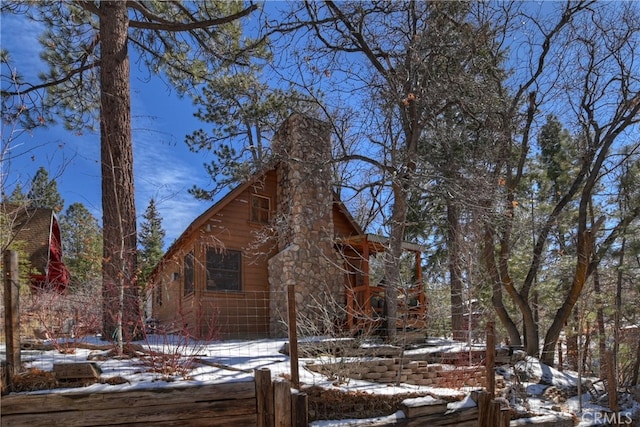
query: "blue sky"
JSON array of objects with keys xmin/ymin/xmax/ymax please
[{"xmin": 1, "ymin": 13, "xmax": 215, "ymax": 248}]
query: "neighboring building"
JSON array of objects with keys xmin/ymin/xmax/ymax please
[
  {"xmin": 148, "ymin": 115, "xmax": 425, "ymax": 339},
  {"xmin": 3, "ymin": 204, "xmax": 70, "ymax": 291}
]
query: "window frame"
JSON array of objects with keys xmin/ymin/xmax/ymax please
[
  {"xmin": 206, "ymin": 248, "xmax": 242, "ymax": 292},
  {"xmin": 183, "ymin": 251, "xmax": 195, "ymax": 296},
  {"xmin": 155, "ymin": 281, "xmax": 163, "ymax": 306},
  {"xmin": 250, "ymin": 194, "xmax": 271, "ymax": 224}
]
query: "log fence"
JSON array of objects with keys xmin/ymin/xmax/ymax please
[{"xmin": 1, "ymin": 367, "xmax": 305, "ymax": 427}]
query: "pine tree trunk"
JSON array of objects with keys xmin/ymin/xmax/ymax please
[
  {"xmin": 632, "ymin": 336, "xmax": 640, "ymax": 386},
  {"xmin": 593, "ymin": 266, "xmax": 608, "ymax": 377},
  {"xmin": 383, "ymin": 182, "xmax": 408, "ymax": 341},
  {"xmin": 447, "ymin": 202, "xmax": 465, "ymax": 341},
  {"xmin": 99, "ymin": 1, "xmax": 140, "ymax": 343}
]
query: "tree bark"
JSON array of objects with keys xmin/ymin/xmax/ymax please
[
  {"xmin": 593, "ymin": 264, "xmax": 607, "ymax": 377},
  {"xmin": 100, "ymin": 1, "xmax": 140, "ymax": 342},
  {"xmin": 482, "ymin": 224, "xmax": 521, "ymax": 346},
  {"xmin": 383, "ymin": 181, "xmax": 408, "ymax": 340},
  {"xmin": 447, "ymin": 202, "xmax": 465, "ymax": 341},
  {"xmin": 632, "ymin": 334, "xmax": 640, "ymax": 386},
  {"xmin": 541, "ymin": 228, "xmax": 592, "ymax": 365}
]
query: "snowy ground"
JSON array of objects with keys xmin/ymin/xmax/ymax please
[{"xmin": 3, "ymin": 335, "xmax": 639, "ymax": 426}]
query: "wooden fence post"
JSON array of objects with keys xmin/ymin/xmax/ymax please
[
  {"xmin": 3, "ymin": 250, "xmax": 21, "ymax": 384},
  {"xmin": 274, "ymin": 378, "xmax": 292, "ymax": 427},
  {"xmin": 291, "ymin": 389, "xmax": 308, "ymax": 427},
  {"xmin": 499, "ymin": 406, "xmax": 512, "ymax": 427},
  {"xmin": 287, "ymin": 284, "xmax": 300, "ymax": 389},
  {"xmin": 557, "ymin": 339, "xmax": 564, "ymax": 372},
  {"xmin": 477, "ymin": 390, "xmax": 491, "ymax": 427},
  {"xmin": 256, "ymin": 368, "xmax": 274, "ymax": 427}
]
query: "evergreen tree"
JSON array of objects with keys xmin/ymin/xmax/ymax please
[
  {"xmin": 5, "ymin": 183, "xmax": 27, "ymax": 205},
  {"xmin": 26, "ymin": 166, "xmax": 64, "ymax": 212},
  {"xmin": 538, "ymin": 115, "xmax": 575, "ymax": 202},
  {"xmin": 138, "ymin": 198, "xmax": 165, "ymax": 284},
  {"xmin": 187, "ymin": 65, "xmax": 318, "ymax": 199},
  {"xmin": 60, "ymin": 202, "xmax": 102, "ymax": 288}
]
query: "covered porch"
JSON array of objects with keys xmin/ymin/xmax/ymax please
[{"xmin": 339, "ymin": 234, "xmax": 427, "ymax": 334}]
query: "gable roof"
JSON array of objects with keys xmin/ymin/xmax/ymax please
[
  {"xmin": 3, "ymin": 203, "xmax": 55, "ymax": 273},
  {"xmin": 161, "ymin": 167, "xmax": 273, "ymax": 264},
  {"xmin": 3, "ymin": 203, "xmax": 70, "ymax": 290}
]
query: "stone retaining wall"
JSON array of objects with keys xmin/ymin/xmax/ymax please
[{"xmin": 307, "ymin": 358, "xmax": 487, "ymax": 388}]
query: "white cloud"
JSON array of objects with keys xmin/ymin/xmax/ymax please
[
  {"xmin": 133, "ymin": 136, "xmax": 212, "ymax": 247},
  {"xmin": 0, "ymin": 15, "xmax": 46, "ymax": 82}
]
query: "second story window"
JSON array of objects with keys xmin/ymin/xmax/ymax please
[{"xmin": 251, "ymin": 194, "xmax": 271, "ymax": 224}]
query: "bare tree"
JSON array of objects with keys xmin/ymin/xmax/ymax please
[
  {"xmin": 481, "ymin": 1, "xmax": 640, "ymax": 363},
  {"xmin": 288, "ymin": 0, "xmax": 506, "ymax": 339}
]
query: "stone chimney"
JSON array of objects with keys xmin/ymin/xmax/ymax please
[{"xmin": 268, "ymin": 114, "xmax": 345, "ymax": 337}]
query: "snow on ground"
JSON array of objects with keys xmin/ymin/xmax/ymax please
[
  {"xmin": 9, "ymin": 335, "xmax": 465, "ymax": 398},
  {"xmin": 3, "ymin": 335, "xmax": 639, "ymax": 425},
  {"xmin": 310, "ymin": 411, "xmax": 405, "ymax": 426}
]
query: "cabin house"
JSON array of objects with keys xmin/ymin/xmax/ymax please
[
  {"xmin": 149, "ymin": 115, "xmax": 426, "ymax": 339},
  {"xmin": 3, "ymin": 204, "xmax": 70, "ymax": 292}
]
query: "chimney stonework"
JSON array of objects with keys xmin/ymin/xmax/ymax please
[{"xmin": 268, "ymin": 115, "xmax": 345, "ymax": 337}]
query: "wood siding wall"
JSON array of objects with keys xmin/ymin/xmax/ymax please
[{"xmin": 153, "ymin": 172, "xmax": 278, "ymax": 339}]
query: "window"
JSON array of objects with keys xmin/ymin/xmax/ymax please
[
  {"xmin": 155, "ymin": 282, "xmax": 163, "ymax": 306},
  {"xmin": 251, "ymin": 194, "xmax": 271, "ymax": 224},
  {"xmin": 184, "ymin": 251, "xmax": 194, "ymax": 295},
  {"xmin": 206, "ymin": 249, "xmax": 241, "ymax": 291}
]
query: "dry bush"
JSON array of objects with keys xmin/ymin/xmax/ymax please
[
  {"xmin": 140, "ymin": 303, "xmax": 221, "ymax": 380},
  {"xmin": 291, "ymin": 292, "xmax": 383, "ymax": 385},
  {"xmin": 21, "ymin": 281, "xmax": 102, "ymax": 352}
]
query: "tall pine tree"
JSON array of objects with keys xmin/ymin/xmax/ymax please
[
  {"xmin": 138, "ymin": 198, "xmax": 165, "ymax": 285},
  {"xmin": 5, "ymin": 183, "xmax": 28, "ymax": 205},
  {"xmin": 60, "ymin": 202, "xmax": 102, "ymax": 289},
  {"xmin": 26, "ymin": 166, "xmax": 64, "ymax": 212}
]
